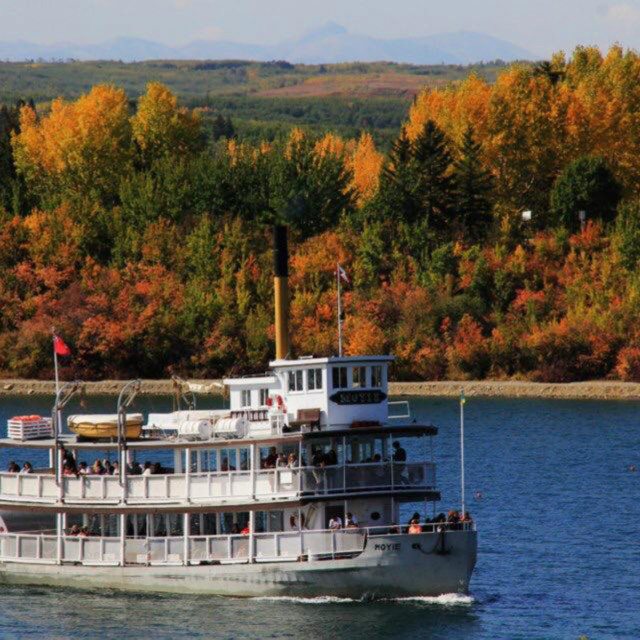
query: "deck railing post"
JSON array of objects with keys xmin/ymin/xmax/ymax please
[
  {"xmin": 56, "ymin": 514, "xmax": 62, "ymax": 565},
  {"xmin": 184, "ymin": 449, "xmax": 190, "ymax": 502},
  {"xmin": 119, "ymin": 513, "xmax": 126, "ymax": 566},
  {"xmin": 249, "ymin": 510, "xmax": 255, "ymax": 564},
  {"xmin": 183, "ymin": 513, "xmax": 189, "ymax": 565},
  {"xmin": 250, "ymin": 443, "xmax": 256, "ymax": 499}
]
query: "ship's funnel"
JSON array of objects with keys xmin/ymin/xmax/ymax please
[{"xmin": 273, "ymin": 225, "xmax": 290, "ymax": 360}]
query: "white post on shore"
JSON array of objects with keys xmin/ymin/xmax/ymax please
[
  {"xmin": 460, "ymin": 389, "xmax": 466, "ymax": 515},
  {"xmin": 336, "ymin": 262, "xmax": 343, "ymax": 357}
]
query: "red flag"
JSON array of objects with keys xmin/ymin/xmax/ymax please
[
  {"xmin": 337, "ymin": 265, "xmax": 350, "ymax": 284},
  {"xmin": 53, "ymin": 335, "xmax": 71, "ymax": 357}
]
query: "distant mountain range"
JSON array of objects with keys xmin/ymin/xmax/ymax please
[{"xmin": 0, "ymin": 22, "xmax": 535, "ymax": 65}]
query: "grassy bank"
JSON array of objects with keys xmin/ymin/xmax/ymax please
[{"xmin": 2, "ymin": 379, "xmax": 640, "ymax": 400}]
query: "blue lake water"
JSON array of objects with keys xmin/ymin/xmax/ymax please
[{"xmin": 0, "ymin": 394, "xmax": 638, "ymax": 640}]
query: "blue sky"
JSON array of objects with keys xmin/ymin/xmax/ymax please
[{"xmin": 1, "ymin": 0, "xmax": 639, "ymax": 56}]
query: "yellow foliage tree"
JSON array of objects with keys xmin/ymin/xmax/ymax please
[
  {"xmin": 131, "ymin": 83, "xmax": 203, "ymax": 164},
  {"xmin": 348, "ymin": 132, "xmax": 383, "ymax": 207},
  {"xmin": 12, "ymin": 84, "xmax": 132, "ymax": 204}
]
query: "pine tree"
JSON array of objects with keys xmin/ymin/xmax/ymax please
[
  {"xmin": 411, "ymin": 120, "xmax": 454, "ymax": 235},
  {"xmin": 452, "ymin": 127, "xmax": 494, "ymax": 242}
]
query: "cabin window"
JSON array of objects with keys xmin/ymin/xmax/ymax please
[
  {"xmin": 332, "ymin": 366, "xmax": 348, "ymax": 389},
  {"xmin": 307, "ymin": 368, "xmax": 323, "ymax": 391},
  {"xmin": 352, "ymin": 366, "xmax": 367, "ymax": 388},
  {"xmin": 259, "ymin": 389, "xmax": 269, "ymax": 406},
  {"xmin": 241, "ymin": 389, "xmax": 251, "ymax": 407},
  {"xmin": 288, "ymin": 370, "xmax": 304, "ymax": 392},
  {"xmin": 371, "ymin": 365, "xmax": 383, "ymax": 388}
]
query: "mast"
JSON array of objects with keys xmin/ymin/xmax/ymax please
[
  {"xmin": 337, "ymin": 262, "xmax": 343, "ymax": 357},
  {"xmin": 460, "ymin": 389, "xmax": 466, "ymax": 514}
]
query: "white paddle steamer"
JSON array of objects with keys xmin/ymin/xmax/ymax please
[{"xmin": 0, "ymin": 227, "xmax": 476, "ymax": 598}]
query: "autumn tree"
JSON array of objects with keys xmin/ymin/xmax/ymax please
[
  {"xmin": 12, "ymin": 85, "xmax": 132, "ymax": 207},
  {"xmin": 131, "ymin": 83, "xmax": 204, "ymax": 166}
]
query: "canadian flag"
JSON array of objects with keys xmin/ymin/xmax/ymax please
[
  {"xmin": 53, "ymin": 335, "xmax": 71, "ymax": 357},
  {"xmin": 337, "ymin": 264, "xmax": 350, "ymax": 284}
]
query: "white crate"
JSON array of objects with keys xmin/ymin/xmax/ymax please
[{"xmin": 7, "ymin": 416, "xmax": 53, "ymax": 441}]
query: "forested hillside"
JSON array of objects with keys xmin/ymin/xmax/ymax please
[{"xmin": 2, "ymin": 46, "xmax": 640, "ymax": 383}]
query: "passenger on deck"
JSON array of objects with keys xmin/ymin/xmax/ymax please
[
  {"xmin": 408, "ymin": 518, "xmax": 422, "ymax": 534},
  {"xmin": 92, "ymin": 460, "xmax": 105, "ymax": 475},
  {"xmin": 447, "ymin": 510, "xmax": 460, "ymax": 530},
  {"xmin": 276, "ymin": 453, "xmax": 287, "ymax": 468},
  {"xmin": 329, "ymin": 515, "xmax": 343, "ymax": 530},
  {"xmin": 63, "ymin": 463, "xmax": 77, "ymax": 476},
  {"xmin": 78, "ymin": 462, "xmax": 89, "ymax": 475},
  {"xmin": 264, "ymin": 447, "xmax": 278, "ymax": 469},
  {"xmin": 128, "ymin": 461, "xmax": 142, "ymax": 475},
  {"xmin": 460, "ymin": 511, "xmax": 473, "ymax": 528},
  {"xmin": 221, "ymin": 458, "xmax": 235, "ymax": 472},
  {"xmin": 61, "ymin": 447, "xmax": 76, "ymax": 470},
  {"xmin": 103, "ymin": 460, "xmax": 114, "ymax": 475},
  {"xmin": 20, "ymin": 462, "xmax": 33, "ymax": 474},
  {"xmin": 388, "ymin": 523, "xmax": 400, "ymax": 534},
  {"xmin": 152, "ymin": 462, "xmax": 162, "ymax": 475},
  {"xmin": 79, "ymin": 526, "xmax": 90, "ymax": 537},
  {"xmin": 311, "ymin": 448, "xmax": 324, "ymax": 467},
  {"xmin": 142, "ymin": 462, "xmax": 152, "ymax": 476},
  {"xmin": 325, "ymin": 449, "xmax": 337, "ymax": 466},
  {"xmin": 407, "ymin": 512, "xmax": 421, "ymax": 532},
  {"xmin": 7, "ymin": 461, "xmax": 20, "ymax": 473},
  {"xmin": 392, "ymin": 441, "xmax": 407, "ymax": 463},
  {"xmin": 345, "ymin": 512, "xmax": 359, "ymax": 528},
  {"xmin": 230, "ymin": 523, "xmax": 241, "ymax": 534},
  {"xmin": 68, "ymin": 524, "xmax": 81, "ymax": 536},
  {"xmin": 240, "ymin": 524, "xmax": 250, "ymax": 535},
  {"xmin": 287, "ymin": 453, "xmax": 298, "ymax": 469}
]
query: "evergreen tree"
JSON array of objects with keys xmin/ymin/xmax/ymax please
[
  {"xmin": 550, "ymin": 156, "xmax": 621, "ymax": 231},
  {"xmin": 268, "ymin": 134, "xmax": 355, "ymax": 239},
  {"xmin": 212, "ymin": 114, "xmax": 236, "ymax": 142},
  {"xmin": 452, "ymin": 127, "xmax": 495, "ymax": 242},
  {"xmin": 411, "ymin": 120, "xmax": 454, "ymax": 236}
]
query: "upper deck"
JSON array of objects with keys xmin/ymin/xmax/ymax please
[
  {"xmin": 224, "ymin": 355, "xmax": 395, "ymax": 433},
  {"xmin": 0, "ymin": 424, "xmax": 438, "ymax": 511}
]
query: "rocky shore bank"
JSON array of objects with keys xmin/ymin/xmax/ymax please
[{"xmin": 2, "ymin": 378, "xmax": 640, "ymax": 400}]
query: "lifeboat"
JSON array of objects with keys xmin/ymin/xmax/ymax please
[{"xmin": 67, "ymin": 414, "xmax": 144, "ymax": 440}]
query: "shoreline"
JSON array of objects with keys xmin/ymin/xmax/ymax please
[{"xmin": 1, "ymin": 379, "xmax": 640, "ymax": 400}]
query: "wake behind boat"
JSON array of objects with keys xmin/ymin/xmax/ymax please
[{"xmin": 0, "ymin": 226, "xmax": 477, "ymax": 598}]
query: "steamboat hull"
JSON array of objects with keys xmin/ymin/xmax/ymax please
[{"xmin": 0, "ymin": 531, "xmax": 476, "ymax": 598}]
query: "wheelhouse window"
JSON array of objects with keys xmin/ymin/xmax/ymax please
[
  {"xmin": 307, "ymin": 368, "xmax": 323, "ymax": 391},
  {"xmin": 352, "ymin": 366, "xmax": 367, "ymax": 388},
  {"xmin": 371, "ymin": 365, "xmax": 383, "ymax": 388},
  {"xmin": 288, "ymin": 370, "xmax": 304, "ymax": 392},
  {"xmin": 241, "ymin": 389, "xmax": 251, "ymax": 407},
  {"xmin": 259, "ymin": 388, "xmax": 269, "ymax": 406},
  {"xmin": 332, "ymin": 366, "xmax": 348, "ymax": 389}
]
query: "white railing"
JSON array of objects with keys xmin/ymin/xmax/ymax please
[
  {"xmin": 0, "ymin": 522, "xmax": 474, "ymax": 567},
  {"xmin": 0, "ymin": 462, "xmax": 435, "ymax": 505},
  {"xmin": 0, "ymin": 528, "xmax": 368, "ymax": 566}
]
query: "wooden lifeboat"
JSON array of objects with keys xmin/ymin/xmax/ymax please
[{"xmin": 67, "ymin": 414, "xmax": 144, "ymax": 440}]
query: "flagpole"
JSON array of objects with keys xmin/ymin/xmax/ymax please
[
  {"xmin": 337, "ymin": 262, "xmax": 343, "ymax": 357},
  {"xmin": 52, "ymin": 329, "xmax": 61, "ymax": 436},
  {"xmin": 460, "ymin": 388, "xmax": 466, "ymax": 515}
]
